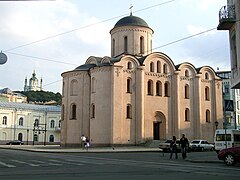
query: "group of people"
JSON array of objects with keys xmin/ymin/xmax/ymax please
[
  {"xmin": 81, "ymin": 134, "xmax": 90, "ymax": 149},
  {"xmin": 170, "ymin": 134, "xmax": 189, "ymax": 159}
]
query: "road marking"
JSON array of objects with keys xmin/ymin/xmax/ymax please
[
  {"xmin": 0, "ymin": 161, "xmax": 16, "ymax": 168},
  {"xmin": 49, "ymin": 159, "xmax": 84, "ymax": 166},
  {"xmin": 66, "ymin": 159, "xmax": 104, "ymax": 165},
  {"xmin": 11, "ymin": 160, "xmax": 39, "ymax": 167},
  {"xmin": 30, "ymin": 160, "xmax": 62, "ymax": 166}
]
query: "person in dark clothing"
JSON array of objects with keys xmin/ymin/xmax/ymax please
[
  {"xmin": 170, "ymin": 136, "xmax": 178, "ymax": 159},
  {"xmin": 179, "ymin": 134, "xmax": 189, "ymax": 159}
]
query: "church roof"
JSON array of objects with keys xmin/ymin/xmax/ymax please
[
  {"xmin": 75, "ymin": 64, "xmax": 96, "ymax": 71},
  {"xmin": 114, "ymin": 15, "xmax": 150, "ymax": 28}
]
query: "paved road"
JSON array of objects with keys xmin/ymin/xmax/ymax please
[{"xmin": 0, "ymin": 149, "xmax": 239, "ymax": 180}]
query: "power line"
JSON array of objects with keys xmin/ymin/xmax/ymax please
[
  {"xmin": 4, "ymin": 0, "xmax": 177, "ymax": 52},
  {"xmin": 6, "ymin": 51, "xmax": 78, "ymax": 66}
]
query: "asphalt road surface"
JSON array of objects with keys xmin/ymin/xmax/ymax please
[{"xmin": 0, "ymin": 149, "xmax": 239, "ymax": 180}]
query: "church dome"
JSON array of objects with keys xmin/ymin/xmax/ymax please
[{"xmin": 114, "ymin": 15, "xmax": 149, "ymax": 28}]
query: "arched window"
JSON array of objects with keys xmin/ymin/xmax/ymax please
[
  {"xmin": 164, "ymin": 82, "xmax": 170, "ymax": 97},
  {"xmin": 112, "ymin": 38, "xmax": 115, "ymax": 57},
  {"xmin": 18, "ymin": 133, "xmax": 23, "ymax": 141},
  {"xmin": 156, "ymin": 81, "xmax": 162, "ymax": 96},
  {"xmin": 150, "ymin": 62, "xmax": 154, "ymax": 72},
  {"xmin": 70, "ymin": 79, "xmax": 78, "ymax": 96},
  {"xmin": 91, "ymin": 77, "xmax": 96, "ymax": 93},
  {"xmin": 127, "ymin": 78, "xmax": 132, "ymax": 93},
  {"xmin": 19, "ymin": 117, "xmax": 24, "ymax": 126},
  {"xmin": 185, "ymin": 108, "xmax": 190, "ymax": 121},
  {"xmin": 58, "ymin": 120, "xmax": 61, "ymax": 128},
  {"xmin": 2, "ymin": 116, "xmax": 7, "ymax": 125},
  {"xmin": 34, "ymin": 134, "xmax": 38, "ymax": 142},
  {"xmin": 205, "ymin": 73, "xmax": 209, "ymax": 80},
  {"xmin": 147, "ymin": 80, "xmax": 153, "ymax": 95},
  {"xmin": 140, "ymin": 36, "xmax": 144, "ymax": 54},
  {"xmin": 126, "ymin": 104, "xmax": 132, "ymax": 119},
  {"xmin": 185, "ymin": 70, "xmax": 189, "ymax": 77},
  {"xmin": 205, "ymin": 86, "xmax": 210, "ymax": 100},
  {"xmin": 71, "ymin": 104, "xmax": 77, "ymax": 119},
  {"xmin": 157, "ymin": 61, "xmax": 161, "ymax": 73},
  {"xmin": 163, "ymin": 64, "xmax": 168, "ymax": 74},
  {"xmin": 91, "ymin": 104, "xmax": 95, "ymax": 118},
  {"xmin": 127, "ymin": 62, "xmax": 132, "ymax": 69},
  {"xmin": 206, "ymin": 110, "xmax": 210, "ymax": 123},
  {"xmin": 50, "ymin": 120, "xmax": 55, "ymax": 128},
  {"xmin": 34, "ymin": 119, "xmax": 39, "ymax": 127},
  {"xmin": 49, "ymin": 135, "xmax": 54, "ymax": 142},
  {"xmin": 124, "ymin": 36, "xmax": 128, "ymax": 53},
  {"xmin": 185, "ymin": 84, "xmax": 189, "ymax": 99}
]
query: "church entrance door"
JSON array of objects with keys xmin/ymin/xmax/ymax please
[{"xmin": 153, "ymin": 122, "xmax": 160, "ymax": 140}]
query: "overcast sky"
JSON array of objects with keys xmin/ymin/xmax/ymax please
[{"xmin": 0, "ymin": 0, "xmax": 230, "ymax": 93}]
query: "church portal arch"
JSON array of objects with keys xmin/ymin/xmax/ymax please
[{"xmin": 153, "ymin": 111, "xmax": 166, "ymax": 140}]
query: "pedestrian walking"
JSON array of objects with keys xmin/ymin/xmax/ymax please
[
  {"xmin": 179, "ymin": 134, "xmax": 189, "ymax": 159},
  {"xmin": 81, "ymin": 134, "xmax": 86, "ymax": 149},
  {"xmin": 170, "ymin": 136, "xmax": 178, "ymax": 159}
]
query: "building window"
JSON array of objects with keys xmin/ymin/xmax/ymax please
[
  {"xmin": 50, "ymin": 120, "xmax": 55, "ymax": 128},
  {"xmin": 205, "ymin": 73, "xmax": 209, "ymax": 80},
  {"xmin": 140, "ymin": 36, "xmax": 144, "ymax": 54},
  {"xmin": 224, "ymin": 85, "xmax": 229, "ymax": 94},
  {"xmin": 19, "ymin": 117, "xmax": 24, "ymax": 126},
  {"xmin": 91, "ymin": 104, "xmax": 95, "ymax": 118},
  {"xmin": 71, "ymin": 104, "xmax": 77, "ymax": 120},
  {"xmin": 34, "ymin": 119, "xmax": 39, "ymax": 127},
  {"xmin": 185, "ymin": 108, "xmax": 190, "ymax": 121},
  {"xmin": 163, "ymin": 64, "xmax": 167, "ymax": 74},
  {"xmin": 127, "ymin": 78, "xmax": 132, "ymax": 93},
  {"xmin": 127, "ymin": 62, "xmax": 132, "ymax": 69},
  {"xmin": 185, "ymin": 70, "xmax": 189, "ymax": 77},
  {"xmin": 58, "ymin": 120, "xmax": 61, "ymax": 128},
  {"xmin": 2, "ymin": 116, "xmax": 7, "ymax": 125},
  {"xmin": 124, "ymin": 36, "xmax": 128, "ymax": 53},
  {"xmin": 49, "ymin": 135, "xmax": 54, "ymax": 142},
  {"xmin": 91, "ymin": 77, "xmax": 96, "ymax": 93},
  {"xmin": 185, "ymin": 84, "xmax": 189, "ymax": 99},
  {"xmin": 206, "ymin": 110, "xmax": 210, "ymax": 123},
  {"xmin": 126, "ymin": 104, "xmax": 132, "ymax": 119},
  {"xmin": 157, "ymin": 61, "xmax": 161, "ymax": 73},
  {"xmin": 147, "ymin": 80, "xmax": 153, "ymax": 95},
  {"xmin": 164, "ymin": 82, "xmax": 170, "ymax": 97},
  {"xmin": 70, "ymin": 79, "xmax": 78, "ymax": 96},
  {"xmin": 156, "ymin": 81, "xmax": 162, "ymax": 96},
  {"xmin": 112, "ymin": 38, "xmax": 115, "ymax": 57},
  {"xmin": 18, "ymin": 133, "xmax": 23, "ymax": 141},
  {"xmin": 205, "ymin": 86, "xmax": 210, "ymax": 100},
  {"xmin": 150, "ymin": 62, "xmax": 154, "ymax": 72},
  {"xmin": 34, "ymin": 134, "xmax": 38, "ymax": 142}
]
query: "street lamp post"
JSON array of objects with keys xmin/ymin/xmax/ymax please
[
  {"xmin": 27, "ymin": 129, "xmax": 29, "ymax": 145},
  {"xmin": 32, "ymin": 123, "xmax": 47, "ymax": 146}
]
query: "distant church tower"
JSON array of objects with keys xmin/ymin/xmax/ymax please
[{"xmin": 24, "ymin": 70, "xmax": 43, "ymax": 92}]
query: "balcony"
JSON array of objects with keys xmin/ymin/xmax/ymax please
[{"xmin": 217, "ymin": 5, "xmax": 236, "ymax": 30}]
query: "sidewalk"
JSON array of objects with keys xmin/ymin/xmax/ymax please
[{"xmin": 0, "ymin": 145, "xmax": 221, "ymax": 163}]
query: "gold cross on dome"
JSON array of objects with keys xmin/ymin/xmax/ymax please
[{"xmin": 129, "ymin": 4, "xmax": 133, "ymax": 15}]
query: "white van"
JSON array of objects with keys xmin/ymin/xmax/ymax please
[{"xmin": 214, "ymin": 129, "xmax": 240, "ymax": 153}]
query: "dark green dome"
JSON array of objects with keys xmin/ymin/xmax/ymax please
[{"xmin": 114, "ymin": 15, "xmax": 149, "ymax": 28}]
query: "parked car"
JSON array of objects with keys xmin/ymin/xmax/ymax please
[
  {"xmin": 189, "ymin": 140, "xmax": 214, "ymax": 151},
  {"xmin": 159, "ymin": 139, "xmax": 181, "ymax": 152},
  {"xmin": 218, "ymin": 147, "xmax": 240, "ymax": 166},
  {"xmin": 6, "ymin": 140, "xmax": 24, "ymax": 145}
]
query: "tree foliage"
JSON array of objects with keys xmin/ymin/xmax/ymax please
[{"xmin": 15, "ymin": 91, "xmax": 62, "ymax": 105}]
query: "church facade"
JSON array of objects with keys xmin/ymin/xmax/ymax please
[
  {"xmin": 61, "ymin": 14, "xmax": 223, "ymax": 147},
  {"xmin": 24, "ymin": 70, "xmax": 43, "ymax": 92}
]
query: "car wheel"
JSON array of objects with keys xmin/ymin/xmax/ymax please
[
  {"xmin": 224, "ymin": 154, "xmax": 236, "ymax": 166},
  {"xmin": 201, "ymin": 147, "xmax": 204, "ymax": 152},
  {"xmin": 210, "ymin": 147, "xmax": 214, "ymax": 151}
]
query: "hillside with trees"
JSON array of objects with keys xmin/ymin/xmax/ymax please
[{"xmin": 15, "ymin": 91, "xmax": 62, "ymax": 105}]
